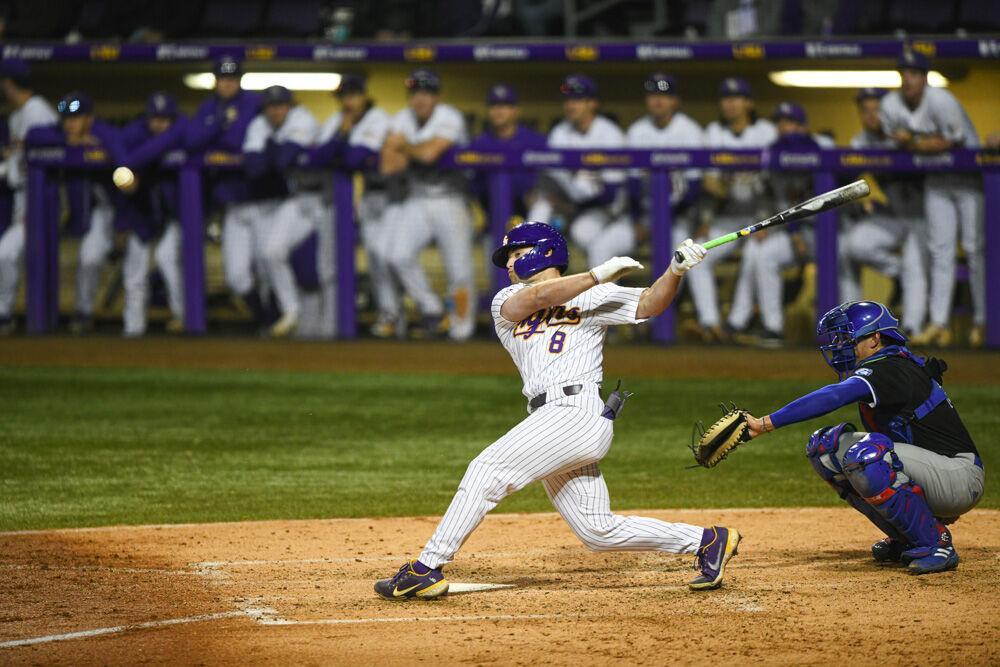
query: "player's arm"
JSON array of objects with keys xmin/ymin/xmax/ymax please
[
  {"xmin": 406, "ymin": 135, "xmax": 453, "ymax": 164},
  {"xmin": 635, "ymin": 239, "xmax": 705, "ymax": 319},
  {"xmin": 745, "ymin": 376, "xmax": 874, "ymax": 438},
  {"xmin": 500, "ymin": 272, "xmax": 598, "ymax": 322},
  {"xmin": 380, "ymin": 132, "xmax": 409, "ymax": 175}
]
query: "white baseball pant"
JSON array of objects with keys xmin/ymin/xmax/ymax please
[
  {"xmin": 569, "ymin": 208, "xmax": 636, "ymax": 267},
  {"xmin": 418, "ymin": 385, "xmax": 703, "ymax": 569},
  {"xmin": 726, "ymin": 230, "xmax": 795, "ymax": 334},
  {"xmin": 261, "ymin": 193, "xmax": 322, "ymax": 321},
  {"xmin": 75, "ymin": 203, "xmax": 115, "ymax": 316},
  {"xmin": 357, "ymin": 191, "xmax": 399, "ymax": 323},
  {"xmin": 839, "ymin": 216, "xmax": 928, "ymax": 333},
  {"xmin": 682, "ymin": 216, "xmax": 745, "ymax": 328},
  {"xmin": 122, "ymin": 223, "xmax": 184, "ymax": 336},
  {"xmin": 222, "ymin": 200, "xmax": 280, "ymax": 298},
  {"xmin": 383, "ymin": 193, "xmax": 475, "ymax": 340},
  {"xmin": 924, "ymin": 181, "xmax": 984, "ymax": 327}
]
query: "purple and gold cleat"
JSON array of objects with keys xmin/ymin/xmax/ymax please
[
  {"xmin": 689, "ymin": 526, "xmax": 741, "ymax": 591},
  {"xmin": 374, "ymin": 560, "xmax": 449, "ymax": 601}
]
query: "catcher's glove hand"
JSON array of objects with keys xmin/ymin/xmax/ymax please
[{"xmin": 690, "ymin": 403, "xmax": 751, "ymax": 468}]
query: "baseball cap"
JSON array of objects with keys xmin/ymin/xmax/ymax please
[
  {"xmin": 0, "ymin": 59, "xmax": 30, "ymax": 86},
  {"xmin": 486, "ymin": 83, "xmax": 518, "ymax": 106},
  {"xmin": 772, "ymin": 101, "xmax": 807, "ymax": 124},
  {"xmin": 146, "ymin": 91, "xmax": 178, "ymax": 117},
  {"xmin": 855, "ymin": 87, "xmax": 888, "ymax": 103},
  {"xmin": 405, "ymin": 69, "xmax": 441, "ymax": 93},
  {"xmin": 57, "ymin": 91, "xmax": 94, "ymax": 116},
  {"xmin": 897, "ymin": 50, "xmax": 930, "ymax": 73},
  {"xmin": 262, "ymin": 85, "xmax": 293, "ymax": 106},
  {"xmin": 644, "ymin": 73, "xmax": 678, "ymax": 96},
  {"xmin": 213, "ymin": 56, "xmax": 243, "ymax": 78},
  {"xmin": 560, "ymin": 74, "xmax": 598, "ymax": 99},
  {"xmin": 335, "ymin": 73, "xmax": 366, "ymax": 97},
  {"xmin": 718, "ymin": 77, "xmax": 752, "ymax": 98}
]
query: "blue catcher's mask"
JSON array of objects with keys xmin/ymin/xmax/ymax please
[
  {"xmin": 491, "ymin": 222, "xmax": 569, "ymax": 280},
  {"xmin": 817, "ymin": 301, "xmax": 907, "ymax": 379}
]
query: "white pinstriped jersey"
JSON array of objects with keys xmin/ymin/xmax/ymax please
[
  {"xmin": 6, "ymin": 95, "xmax": 58, "ymax": 190},
  {"xmin": 390, "ymin": 102, "xmax": 468, "ymax": 197},
  {"xmin": 548, "ymin": 115, "xmax": 627, "ymax": 185},
  {"xmin": 244, "ymin": 105, "xmax": 321, "ymax": 192},
  {"xmin": 492, "ymin": 282, "xmax": 646, "ymax": 399},
  {"xmin": 626, "ymin": 112, "xmax": 703, "ymax": 206},
  {"xmin": 318, "ymin": 105, "xmax": 391, "ymax": 151},
  {"xmin": 879, "ymin": 87, "xmax": 979, "ymax": 147},
  {"xmin": 703, "ymin": 118, "xmax": 777, "ymax": 215}
]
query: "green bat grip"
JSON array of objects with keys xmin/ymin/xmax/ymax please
[{"xmin": 673, "ymin": 231, "xmax": 739, "ymax": 264}]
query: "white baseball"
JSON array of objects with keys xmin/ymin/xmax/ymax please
[{"xmin": 112, "ymin": 166, "xmax": 135, "ymax": 190}]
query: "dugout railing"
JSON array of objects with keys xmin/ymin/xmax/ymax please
[{"xmin": 23, "ymin": 146, "xmax": 1000, "ymax": 346}]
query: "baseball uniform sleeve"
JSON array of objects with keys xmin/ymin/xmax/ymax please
[
  {"xmin": 389, "ymin": 109, "xmax": 414, "ymax": 140},
  {"xmin": 586, "ymin": 284, "xmax": 647, "ymax": 326},
  {"xmin": 427, "ymin": 105, "xmax": 466, "ymax": 144},
  {"xmin": 352, "ymin": 109, "xmax": 390, "ymax": 152},
  {"xmin": 242, "ymin": 115, "xmax": 269, "ymax": 153},
  {"xmin": 492, "ymin": 283, "xmax": 528, "ymax": 327},
  {"xmin": 281, "ymin": 107, "xmax": 320, "ymax": 147},
  {"xmin": 929, "ymin": 90, "xmax": 978, "ymax": 146}
]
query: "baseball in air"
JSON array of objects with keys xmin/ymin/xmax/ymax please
[{"xmin": 112, "ymin": 166, "xmax": 135, "ymax": 190}]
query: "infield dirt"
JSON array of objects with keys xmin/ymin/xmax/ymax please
[{"xmin": 2, "ymin": 508, "xmax": 999, "ymax": 665}]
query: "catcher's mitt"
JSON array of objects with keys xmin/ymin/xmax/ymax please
[{"xmin": 690, "ymin": 403, "xmax": 751, "ymax": 468}]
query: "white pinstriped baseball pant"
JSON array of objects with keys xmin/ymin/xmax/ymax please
[{"xmin": 419, "ymin": 386, "xmax": 703, "ymax": 569}]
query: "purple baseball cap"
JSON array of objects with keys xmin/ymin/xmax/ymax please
[
  {"xmin": 335, "ymin": 73, "xmax": 366, "ymax": 97},
  {"xmin": 213, "ymin": 56, "xmax": 243, "ymax": 78},
  {"xmin": 146, "ymin": 91, "xmax": 178, "ymax": 117},
  {"xmin": 487, "ymin": 83, "xmax": 518, "ymax": 106},
  {"xmin": 897, "ymin": 50, "xmax": 930, "ymax": 73},
  {"xmin": 405, "ymin": 69, "xmax": 441, "ymax": 93},
  {"xmin": 0, "ymin": 59, "xmax": 30, "ymax": 84},
  {"xmin": 855, "ymin": 87, "xmax": 888, "ymax": 103},
  {"xmin": 57, "ymin": 91, "xmax": 94, "ymax": 116},
  {"xmin": 718, "ymin": 77, "xmax": 752, "ymax": 98},
  {"xmin": 560, "ymin": 74, "xmax": 598, "ymax": 99},
  {"xmin": 262, "ymin": 85, "xmax": 293, "ymax": 106},
  {"xmin": 644, "ymin": 72, "xmax": 678, "ymax": 96},
  {"xmin": 773, "ymin": 101, "xmax": 807, "ymax": 124}
]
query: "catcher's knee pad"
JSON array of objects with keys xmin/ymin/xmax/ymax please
[
  {"xmin": 842, "ymin": 433, "xmax": 945, "ymax": 549},
  {"xmin": 806, "ymin": 423, "xmax": 855, "ymax": 498}
]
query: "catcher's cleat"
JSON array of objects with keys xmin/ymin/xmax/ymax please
[
  {"xmin": 374, "ymin": 560, "xmax": 449, "ymax": 601},
  {"xmin": 904, "ymin": 528, "xmax": 959, "ymax": 575},
  {"xmin": 689, "ymin": 526, "xmax": 741, "ymax": 591},
  {"xmin": 871, "ymin": 537, "xmax": 911, "ymax": 564}
]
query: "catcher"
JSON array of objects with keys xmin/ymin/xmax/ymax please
[{"xmin": 692, "ymin": 301, "xmax": 983, "ymax": 574}]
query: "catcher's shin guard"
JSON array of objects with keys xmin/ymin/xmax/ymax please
[
  {"xmin": 841, "ymin": 433, "xmax": 953, "ymax": 567},
  {"xmin": 806, "ymin": 425, "xmax": 909, "ymax": 546}
]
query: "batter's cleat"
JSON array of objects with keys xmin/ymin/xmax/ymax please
[
  {"xmin": 374, "ymin": 560, "xmax": 449, "ymax": 601},
  {"xmin": 689, "ymin": 526, "xmax": 741, "ymax": 591},
  {"xmin": 903, "ymin": 528, "xmax": 959, "ymax": 574},
  {"xmin": 871, "ymin": 537, "xmax": 910, "ymax": 564},
  {"xmin": 269, "ymin": 313, "xmax": 298, "ymax": 338}
]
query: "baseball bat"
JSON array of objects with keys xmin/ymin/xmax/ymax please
[{"xmin": 673, "ymin": 179, "xmax": 870, "ymax": 265}]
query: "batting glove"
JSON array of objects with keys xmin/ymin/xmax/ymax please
[
  {"xmin": 590, "ymin": 256, "xmax": 644, "ymax": 284},
  {"xmin": 670, "ymin": 238, "xmax": 707, "ymax": 276}
]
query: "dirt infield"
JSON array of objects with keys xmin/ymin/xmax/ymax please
[
  {"xmin": 2, "ymin": 509, "xmax": 999, "ymax": 665},
  {"xmin": 3, "ymin": 337, "xmax": 1000, "ymax": 383}
]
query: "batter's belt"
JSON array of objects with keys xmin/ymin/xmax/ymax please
[{"xmin": 528, "ymin": 381, "xmax": 632, "ymax": 421}]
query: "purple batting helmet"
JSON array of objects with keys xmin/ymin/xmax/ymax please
[
  {"xmin": 817, "ymin": 301, "xmax": 907, "ymax": 379},
  {"xmin": 491, "ymin": 222, "xmax": 569, "ymax": 279}
]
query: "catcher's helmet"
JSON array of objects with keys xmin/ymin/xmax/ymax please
[
  {"xmin": 491, "ymin": 222, "xmax": 568, "ymax": 279},
  {"xmin": 817, "ymin": 301, "xmax": 906, "ymax": 378}
]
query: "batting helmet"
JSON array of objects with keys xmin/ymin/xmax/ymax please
[
  {"xmin": 491, "ymin": 222, "xmax": 568, "ymax": 279},
  {"xmin": 817, "ymin": 301, "xmax": 907, "ymax": 378}
]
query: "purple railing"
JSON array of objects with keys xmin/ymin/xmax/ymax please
[{"xmin": 25, "ymin": 146, "xmax": 1000, "ymax": 345}]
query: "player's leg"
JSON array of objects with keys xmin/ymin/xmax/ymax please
[
  {"xmin": 121, "ymin": 233, "xmax": 151, "ymax": 337},
  {"xmin": 568, "ymin": 208, "xmax": 607, "ymax": 267},
  {"xmin": 688, "ymin": 218, "xmax": 740, "ymax": 331},
  {"xmin": 153, "ymin": 222, "xmax": 185, "ymax": 327},
  {"xmin": 955, "ymin": 187, "xmax": 985, "ymax": 340},
  {"xmin": 922, "ymin": 185, "xmax": 958, "ymax": 334},
  {"xmin": 586, "ymin": 214, "xmax": 636, "ymax": 267},
  {"xmin": 849, "ymin": 217, "xmax": 905, "ymax": 279},
  {"xmin": 74, "ymin": 203, "xmax": 115, "ymax": 325},
  {"xmin": 263, "ymin": 196, "xmax": 317, "ymax": 332},
  {"xmin": 222, "ymin": 202, "xmax": 264, "ymax": 320},
  {"xmin": 382, "ymin": 197, "xmax": 444, "ymax": 327},
  {"xmin": 358, "ymin": 192, "xmax": 400, "ymax": 334},
  {"xmin": 725, "ymin": 237, "xmax": 759, "ymax": 332},
  {"xmin": 428, "ymin": 195, "xmax": 476, "ymax": 341},
  {"xmin": 837, "ymin": 222, "xmax": 862, "ymax": 304},
  {"xmin": 899, "ymin": 220, "xmax": 928, "ymax": 336},
  {"xmin": 0, "ymin": 221, "xmax": 25, "ymax": 331},
  {"xmin": 311, "ymin": 196, "xmax": 336, "ymax": 338},
  {"xmin": 753, "ymin": 230, "xmax": 795, "ymax": 339}
]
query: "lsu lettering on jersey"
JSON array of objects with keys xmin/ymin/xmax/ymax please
[{"xmin": 492, "ymin": 282, "xmax": 645, "ymax": 399}]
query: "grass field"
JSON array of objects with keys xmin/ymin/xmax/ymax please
[{"xmin": 2, "ymin": 364, "xmax": 998, "ymax": 531}]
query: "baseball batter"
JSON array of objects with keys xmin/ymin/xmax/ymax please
[
  {"xmin": 0, "ymin": 60, "xmax": 58, "ymax": 335},
  {"xmin": 840, "ymin": 87, "xmax": 927, "ymax": 336},
  {"xmin": 315, "ymin": 74, "xmax": 393, "ymax": 336},
  {"xmin": 696, "ymin": 77, "xmax": 777, "ymax": 342},
  {"xmin": 880, "ymin": 51, "xmax": 983, "ymax": 347},
  {"xmin": 243, "ymin": 85, "xmax": 322, "ymax": 338},
  {"xmin": 381, "ymin": 69, "xmax": 475, "ymax": 341},
  {"xmin": 744, "ymin": 300, "xmax": 982, "ymax": 574},
  {"xmin": 374, "ymin": 222, "xmax": 741, "ymax": 600},
  {"xmin": 527, "ymin": 74, "xmax": 633, "ymax": 268}
]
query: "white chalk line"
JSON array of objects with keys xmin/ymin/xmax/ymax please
[
  {"xmin": 0, "ymin": 563, "xmax": 202, "ymax": 576},
  {"xmin": 256, "ymin": 613, "xmax": 572, "ymax": 627},
  {"xmin": 192, "ymin": 550, "xmax": 554, "ymax": 568},
  {"xmin": 0, "ymin": 611, "xmax": 245, "ymax": 649}
]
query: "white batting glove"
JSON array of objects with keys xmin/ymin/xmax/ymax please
[
  {"xmin": 669, "ymin": 238, "xmax": 707, "ymax": 276},
  {"xmin": 590, "ymin": 256, "xmax": 644, "ymax": 284}
]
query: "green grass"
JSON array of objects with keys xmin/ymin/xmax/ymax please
[{"xmin": 1, "ymin": 366, "xmax": 997, "ymax": 530}]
